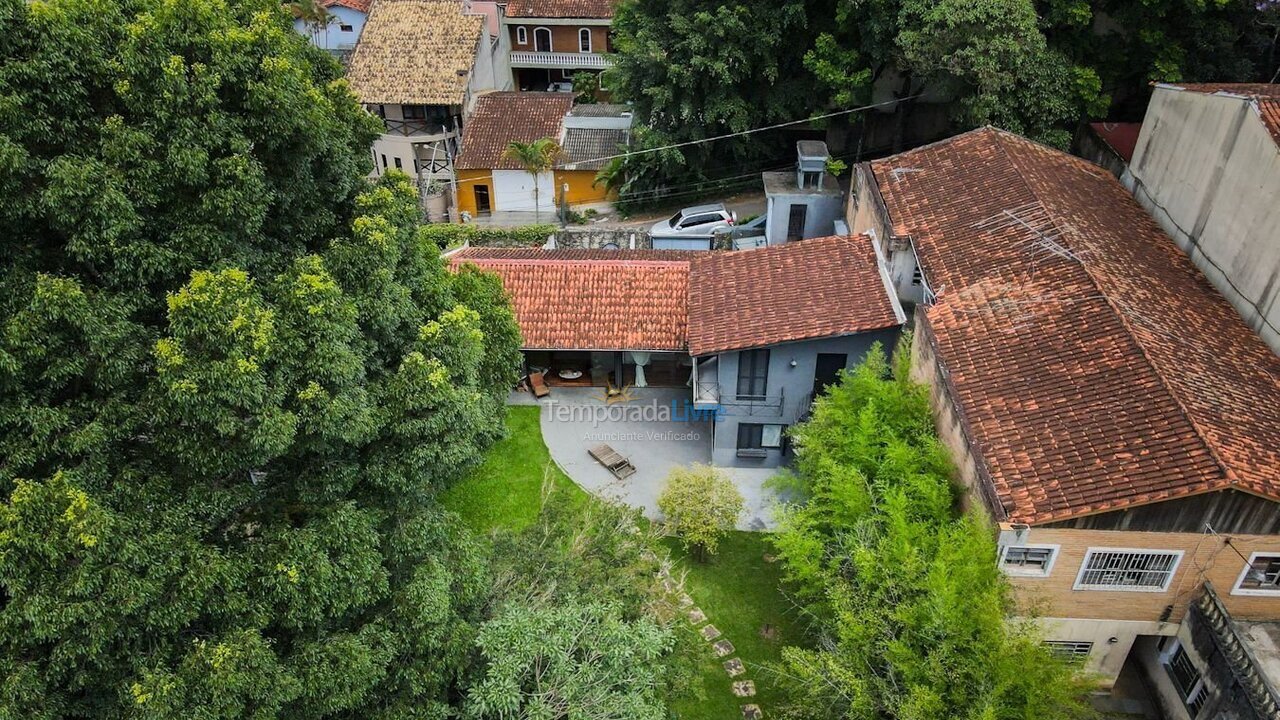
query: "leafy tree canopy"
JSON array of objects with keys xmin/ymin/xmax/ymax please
[
  {"xmin": 0, "ymin": 0, "xmax": 523, "ymax": 717},
  {"xmin": 769, "ymin": 339, "xmax": 1091, "ymax": 720}
]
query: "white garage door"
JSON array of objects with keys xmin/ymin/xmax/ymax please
[{"xmin": 493, "ymin": 170, "xmax": 556, "ymax": 213}]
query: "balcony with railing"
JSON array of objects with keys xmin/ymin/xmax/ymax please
[
  {"xmin": 509, "ymin": 51, "xmax": 614, "ymax": 70},
  {"xmin": 380, "ymin": 118, "xmax": 454, "ymax": 138}
]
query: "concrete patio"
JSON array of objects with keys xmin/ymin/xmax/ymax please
[{"xmin": 515, "ymin": 386, "xmax": 781, "ymax": 530}]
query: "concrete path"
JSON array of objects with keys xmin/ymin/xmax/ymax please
[{"xmin": 527, "ymin": 387, "xmax": 780, "ymax": 530}]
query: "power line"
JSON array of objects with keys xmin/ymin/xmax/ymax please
[{"xmin": 434, "ymin": 94, "xmax": 923, "ymax": 190}]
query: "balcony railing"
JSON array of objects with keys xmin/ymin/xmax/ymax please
[
  {"xmin": 697, "ymin": 385, "xmax": 787, "ymax": 417},
  {"xmin": 509, "ymin": 51, "xmax": 614, "ymax": 69},
  {"xmin": 381, "ymin": 118, "xmax": 452, "ymax": 137}
]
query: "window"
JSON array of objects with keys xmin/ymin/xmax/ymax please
[
  {"xmin": 801, "ymin": 170, "xmax": 822, "ymax": 189},
  {"xmin": 1233, "ymin": 553, "xmax": 1280, "ymax": 595},
  {"xmin": 680, "ymin": 213, "xmax": 719, "ymax": 228},
  {"xmin": 1043, "ymin": 641, "xmax": 1092, "ymax": 662},
  {"xmin": 1000, "ymin": 544, "xmax": 1059, "ymax": 577},
  {"xmin": 380, "ymin": 154, "xmax": 387, "ymax": 169},
  {"xmin": 1074, "ymin": 548, "xmax": 1183, "ymax": 592},
  {"xmin": 534, "ymin": 27, "xmax": 552, "ymax": 52},
  {"xmin": 393, "ymin": 157, "xmax": 402, "ymax": 170},
  {"xmin": 736, "ymin": 349, "xmax": 769, "ymax": 399},
  {"xmin": 579, "ymin": 28, "xmax": 592, "ymax": 52},
  {"xmin": 1165, "ymin": 642, "xmax": 1207, "ymax": 718},
  {"xmin": 516, "ymin": 26, "xmax": 527, "ymax": 44},
  {"xmin": 339, "ymin": 23, "xmax": 354, "ymax": 32},
  {"xmin": 737, "ymin": 423, "xmax": 784, "ymax": 457},
  {"xmin": 402, "ymin": 105, "xmax": 427, "ymax": 120},
  {"xmin": 911, "ymin": 264, "xmax": 923, "ymax": 286}
]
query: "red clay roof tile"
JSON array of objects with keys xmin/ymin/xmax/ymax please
[
  {"xmin": 871, "ymin": 127, "xmax": 1280, "ymax": 524},
  {"xmin": 1163, "ymin": 83, "xmax": 1280, "ymax": 144},
  {"xmin": 504, "ymin": 0, "xmax": 617, "ymax": 18},
  {"xmin": 450, "ymin": 248, "xmax": 689, "ymax": 350},
  {"xmin": 455, "ymin": 92, "xmax": 574, "ymax": 170},
  {"xmin": 688, "ymin": 235, "xmax": 903, "ymax": 356}
]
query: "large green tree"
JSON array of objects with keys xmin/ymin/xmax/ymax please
[
  {"xmin": 769, "ymin": 340, "xmax": 1090, "ymax": 720},
  {"xmin": 805, "ymin": 0, "xmax": 1105, "ymax": 149},
  {"xmin": 0, "ymin": 0, "xmax": 522, "ymax": 717}
]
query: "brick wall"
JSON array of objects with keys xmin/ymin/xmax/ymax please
[{"xmin": 509, "ymin": 24, "xmax": 608, "ymax": 53}]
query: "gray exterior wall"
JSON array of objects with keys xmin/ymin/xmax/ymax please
[
  {"xmin": 1122, "ymin": 86, "xmax": 1280, "ymax": 355},
  {"xmin": 708, "ymin": 328, "xmax": 900, "ymax": 467},
  {"xmin": 763, "ymin": 171, "xmax": 844, "ymax": 246}
]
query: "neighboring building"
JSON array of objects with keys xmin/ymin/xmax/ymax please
[
  {"xmin": 1073, "ymin": 121, "xmax": 1141, "ymax": 179},
  {"xmin": 293, "ymin": 0, "xmax": 370, "ymax": 56},
  {"xmin": 849, "ymin": 127, "xmax": 1280, "ymax": 713},
  {"xmin": 503, "ymin": 0, "xmax": 616, "ymax": 92},
  {"xmin": 1121, "ymin": 83, "xmax": 1280, "ymax": 356},
  {"xmin": 345, "ymin": 0, "xmax": 511, "ymax": 203},
  {"xmin": 448, "ymin": 236, "xmax": 905, "ymax": 468},
  {"xmin": 454, "ymin": 92, "xmax": 631, "ymax": 218},
  {"xmin": 761, "ymin": 141, "xmax": 844, "ymax": 246}
]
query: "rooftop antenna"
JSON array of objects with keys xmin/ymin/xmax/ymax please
[{"xmin": 972, "ymin": 201, "xmax": 1085, "ymax": 265}]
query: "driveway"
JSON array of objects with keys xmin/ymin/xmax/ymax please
[{"xmin": 529, "ymin": 387, "xmax": 780, "ymax": 530}]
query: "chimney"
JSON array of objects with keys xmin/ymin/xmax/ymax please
[{"xmin": 795, "ymin": 140, "xmax": 829, "ymax": 190}]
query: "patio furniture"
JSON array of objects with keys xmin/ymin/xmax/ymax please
[
  {"xmin": 557, "ymin": 368, "xmax": 584, "ymax": 380},
  {"xmin": 589, "ymin": 444, "xmax": 636, "ymax": 479},
  {"xmin": 529, "ymin": 371, "xmax": 550, "ymax": 398}
]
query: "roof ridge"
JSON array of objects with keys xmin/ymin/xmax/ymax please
[{"xmin": 994, "ymin": 133, "xmax": 1235, "ymax": 492}]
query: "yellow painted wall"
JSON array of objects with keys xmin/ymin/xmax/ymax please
[
  {"xmin": 456, "ymin": 169, "xmax": 492, "ymax": 218},
  {"xmin": 457, "ymin": 168, "xmax": 611, "ymax": 219},
  {"xmin": 555, "ymin": 169, "xmax": 613, "ymax": 206}
]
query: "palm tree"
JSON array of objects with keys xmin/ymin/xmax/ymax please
[
  {"xmin": 501, "ymin": 138, "xmax": 562, "ymax": 222},
  {"xmin": 288, "ymin": 0, "xmax": 332, "ymax": 40}
]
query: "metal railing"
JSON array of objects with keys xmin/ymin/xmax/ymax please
[
  {"xmin": 381, "ymin": 118, "xmax": 451, "ymax": 137},
  {"xmin": 509, "ymin": 51, "xmax": 614, "ymax": 69},
  {"xmin": 697, "ymin": 384, "xmax": 786, "ymax": 417}
]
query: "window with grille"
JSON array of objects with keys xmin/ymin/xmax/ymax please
[
  {"xmin": 1001, "ymin": 545, "xmax": 1058, "ymax": 576},
  {"xmin": 911, "ymin": 265, "xmax": 923, "ymax": 286},
  {"xmin": 1165, "ymin": 643, "xmax": 1207, "ymax": 718},
  {"xmin": 1043, "ymin": 640, "xmax": 1092, "ymax": 662},
  {"xmin": 1074, "ymin": 549, "xmax": 1182, "ymax": 591},
  {"xmin": 1234, "ymin": 553, "xmax": 1280, "ymax": 595}
]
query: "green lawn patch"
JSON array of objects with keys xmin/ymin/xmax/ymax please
[
  {"xmin": 665, "ymin": 532, "xmax": 802, "ymax": 720},
  {"xmin": 441, "ymin": 406, "xmax": 802, "ymax": 718},
  {"xmin": 439, "ymin": 406, "xmax": 587, "ymax": 533}
]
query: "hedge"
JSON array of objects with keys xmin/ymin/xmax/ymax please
[{"xmin": 420, "ymin": 223, "xmax": 558, "ymax": 249}]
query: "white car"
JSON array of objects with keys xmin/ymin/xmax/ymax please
[{"xmin": 649, "ymin": 203, "xmax": 737, "ymax": 238}]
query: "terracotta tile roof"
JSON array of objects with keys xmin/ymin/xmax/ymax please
[
  {"xmin": 345, "ymin": 0, "xmax": 482, "ymax": 106},
  {"xmin": 1088, "ymin": 122, "xmax": 1142, "ymax": 162},
  {"xmin": 1162, "ymin": 83, "xmax": 1280, "ymax": 144},
  {"xmin": 323, "ymin": 0, "xmax": 371, "ymax": 12},
  {"xmin": 455, "ymin": 92, "xmax": 574, "ymax": 170},
  {"xmin": 449, "ymin": 249, "xmax": 690, "ymax": 350},
  {"xmin": 687, "ymin": 235, "xmax": 903, "ymax": 357},
  {"xmin": 871, "ymin": 127, "xmax": 1280, "ymax": 524},
  {"xmin": 504, "ymin": 0, "xmax": 617, "ymax": 18}
]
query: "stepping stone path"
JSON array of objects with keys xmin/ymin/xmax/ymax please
[{"xmin": 655, "ymin": 557, "xmax": 763, "ymax": 718}]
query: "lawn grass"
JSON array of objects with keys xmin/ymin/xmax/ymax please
[
  {"xmin": 440, "ymin": 405, "xmax": 802, "ymax": 719},
  {"xmin": 665, "ymin": 532, "xmax": 803, "ymax": 720},
  {"xmin": 438, "ymin": 405, "xmax": 588, "ymax": 533}
]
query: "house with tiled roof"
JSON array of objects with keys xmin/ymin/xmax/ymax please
[
  {"xmin": 502, "ymin": 0, "xmax": 618, "ymax": 93},
  {"xmin": 449, "ymin": 235, "xmax": 905, "ymax": 467},
  {"xmin": 292, "ymin": 0, "xmax": 372, "ymax": 55},
  {"xmin": 1119, "ymin": 82, "xmax": 1280, "ymax": 356},
  {"xmin": 454, "ymin": 92, "xmax": 631, "ymax": 218},
  {"xmin": 849, "ymin": 126, "xmax": 1280, "ymax": 713},
  {"xmin": 345, "ymin": 0, "xmax": 511, "ymax": 209}
]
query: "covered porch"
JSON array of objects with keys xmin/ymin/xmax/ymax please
[{"xmin": 523, "ymin": 350, "xmax": 692, "ymax": 388}]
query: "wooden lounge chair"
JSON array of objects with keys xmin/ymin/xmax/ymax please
[
  {"xmin": 589, "ymin": 443, "xmax": 636, "ymax": 479},
  {"xmin": 529, "ymin": 371, "xmax": 550, "ymax": 398}
]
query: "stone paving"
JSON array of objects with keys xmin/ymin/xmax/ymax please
[{"xmin": 659, "ymin": 561, "xmax": 760, "ymax": 718}]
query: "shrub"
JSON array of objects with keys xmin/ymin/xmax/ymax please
[
  {"xmin": 657, "ymin": 464, "xmax": 743, "ymax": 560},
  {"xmin": 419, "ymin": 223, "xmax": 558, "ymax": 249}
]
